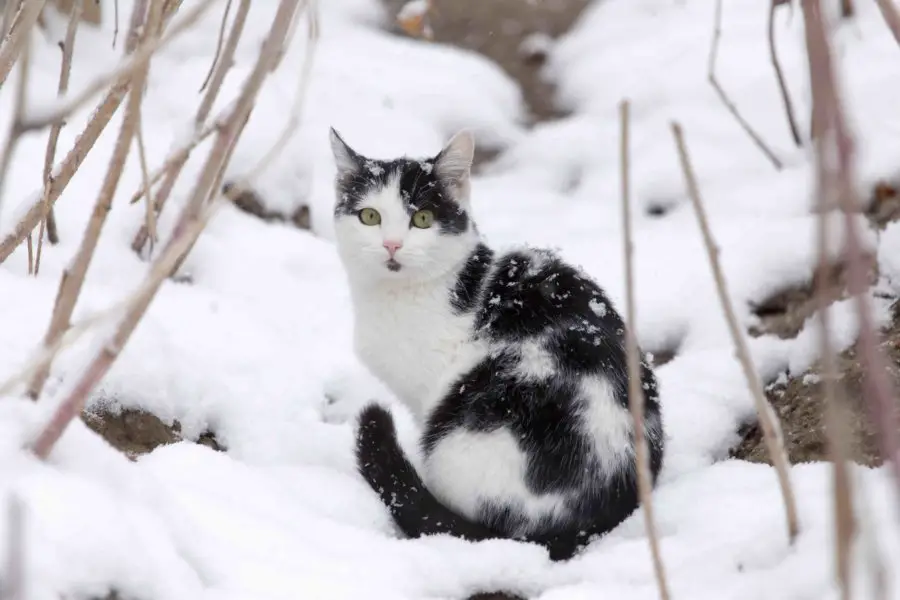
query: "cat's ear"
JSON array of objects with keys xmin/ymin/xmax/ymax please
[
  {"xmin": 434, "ymin": 129, "xmax": 475, "ymax": 188},
  {"xmin": 330, "ymin": 127, "xmax": 362, "ymax": 176}
]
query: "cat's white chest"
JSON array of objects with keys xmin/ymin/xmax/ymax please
[{"xmin": 351, "ymin": 281, "xmax": 474, "ymax": 420}]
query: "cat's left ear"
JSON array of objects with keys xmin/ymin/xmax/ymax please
[
  {"xmin": 330, "ymin": 127, "xmax": 363, "ymax": 177},
  {"xmin": 434, "ymin": 130, "xmax": 475, "ymax": 190}
]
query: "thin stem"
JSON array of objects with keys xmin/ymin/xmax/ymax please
[
  {"xmin": 620, "ymin": 99, "xmax": 671, "ymax": 600},
  {"xmin": 673, "ymin": 121, "xmax": 799, "ymax": 543}
]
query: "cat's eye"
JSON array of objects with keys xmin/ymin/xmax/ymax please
[
  {"xmin": 411, "ymin": 209, "xmax": 435, "ymax": 229},
  {"xmin": 358, "ymin": 207, "xmax": 381, "ymax": 226}
]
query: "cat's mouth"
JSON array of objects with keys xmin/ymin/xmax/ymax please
[{"xmin": 385, "ymin": 258, "xmax": 402, "ymax": 272}]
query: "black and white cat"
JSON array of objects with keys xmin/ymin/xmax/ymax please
[{"xmin": 330, "ymin": 128, "xmax": 665, "ymax": 560}]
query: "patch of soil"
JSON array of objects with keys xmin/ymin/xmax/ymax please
[
  {"xmin": 749, "ymin": 255, "xmax": 878, "ymax": 339},
  {"xmin": 222, "ymin": 182, "xmax": 311, "ymax": 230},
  {"xmin": 466, "ymin": 593, "xmax": 527, "ymax": 600},
  {"xmin": 83, "ymin": 407, "xmax": 225, "ymax": 459},
  {"xmin": 731, "ymin": 300, "xmax": 900, "ymax": 465},
  {"xmin": 867, "ymin": 180, "xmax": 900, "ymax": 230},
  {"xmin": 383, "ymin": 0, "xmax": 592, "ymax": 124}
]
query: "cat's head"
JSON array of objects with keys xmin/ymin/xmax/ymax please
[{"xmin": 329, "ymin": 128, "xmax": 479, "ymax": 283}]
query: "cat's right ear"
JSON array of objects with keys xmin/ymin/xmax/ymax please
[{"xmin": 330, "ymin": 127, "xmax": 362, "ymax": 176}]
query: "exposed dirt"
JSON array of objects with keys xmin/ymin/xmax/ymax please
[
  {"xmin": 222, "ymin": 182, "xmax": 311, "ymax": 230},
  {"xmin": 748, "ymin": 255, "xmax": 879, "ymax": 339},
  {"xmin": 83, "ymin": 406, "xmax": 225, "ymax": 459},
  {"xmin": 732, "ymin": 300, "xmax": 900, "ymax": 465},
  {"xmin": 383, "ymin": 0, "xmax": 591, "ymax": 125}
]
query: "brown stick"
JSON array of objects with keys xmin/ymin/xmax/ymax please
[
  {"xmin": 708, "ymin": 0, "xmax": 783, "ymax": 170},
  {"xmin": 874, "ymin": 0, "xmax": 900, "ymax": 47},
  {"xmin": 240, "ymin": 0, "xmax": 318, "ymax": 184},
  {"xmin": 620, "ymin": 99, "xmax": 671, "ymax": 600},
  {"xmin": 26, "ymin": 0, "xmax": 163, "ymax": 402},
  {"xmin": 0, "ymin": 84, "xmax": 129, "ymax": 265},
  {"xmin": 802, "ymin": 0, "xmax": 900, "ymax": 498},
  {"xmin": 15, "ymin": 0, "xmax": 220, "ymax": 134},
  {"xmin": 30, "ymin": 0, "xmax": 302, "ymax": 459},
  {"xmin": 0, "ymin": 0, "xmax": 45, "ymax": 88},
  {"xmin": 199, "ymin": 0, "xmax": 232, "ymax": 92},
  {"xmin": 131, "ymin": 0, "xmax": 251, "ymax": 257},
  {"xmin": 673, "ymin": 121, "xmax": 800, "ymax": 542},
  {"xmin": 0, "ymin": 21, "xmax": 32, "ymax": 219},
  {"xmin": 36, "ymin": 0, "xmax": 84, "ymax": 275},
  {"xmin": 0, "ymin": 0, "xmax": 216, "ymax": 266},
  {"xmin": 812, "ymin": 133, "xmax": 856, "ymax": 600},
  {"xmin": 769, "ymin": 0, "xmax": 802, "ymax": 147},
  {"xmin": 1, "ymin": 0, "xmax": 21, "ymax": 39},
  {"xmin": 127, "ymin": 120, "xmax": 218, "ymax": 204}
]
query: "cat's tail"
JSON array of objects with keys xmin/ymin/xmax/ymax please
[{"xmin": 355, "ymin": 404, "xmax": 585, "ymax": 561}]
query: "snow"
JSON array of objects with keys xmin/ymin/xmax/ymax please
[{"xmin": 2, "ymin": 0, "xmax": 900, "ymax": 599}]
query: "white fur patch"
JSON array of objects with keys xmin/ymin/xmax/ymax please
[
  {"xmin": 578, "ymin": 377, "xmax": 634, "ymax": 480},
  {"xmin": 515, "ymin": 338, "xmax": 555, "ymax": 380},
  {"xmin": 424, "ymin": 427, "xmax": 568, "ymax": 530}
]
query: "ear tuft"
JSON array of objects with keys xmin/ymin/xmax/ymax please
[
  {"xmin": 330, "ymin": 127, "xmax": 362, "ymax": 176},
  {"xmin": 434, "ymin": 129, "xmax": 475, "ymax": 186}
]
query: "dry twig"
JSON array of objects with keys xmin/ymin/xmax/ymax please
[
  {"xmin": 0, "ymin": 23, "xmax": 32, "ymax": 224},
  {"xmin": 620, "ymin": 99, "xmax": 671, "ymax": 600},
  {"xmin": 199, "ymin": 0, "xmax": 233, "ymax": 92},
  {"xmin": 0, "ymin": 0, "xmax": 44, "ymax": 88},
  {"xmin": 240, "ymin": 0, "xmax": 318, "ymax": 184},
  {"xmin": 15, "ymin": 0, "xmax": 220, "ymax": 134},
  {"xmin": 813, "ymin": 150, "xmax": 856, "ymax": 600},
  {"xmin": 802, "ymin": 0, "xmax": 900, "ymax": 499},
  {"xmin": 709, "ymin": 0, "xmax": 783, "ymax": 170},
  {"xmin": 26, "ymin": 0, "xmax": 163, "ymax": 401},
  {"xmin": 0, "ymin": 0, "xmax": 219, "ymax": 266},
  {"xmin": 672, "ymin": 121, "xmax": 800, "ymax": 542},
  {"xmin": 131, "ymin": 0, "xmax": 251, "ymax": 256},
  {"xmin": 769, "ymin": 0, "xmax": 802, "ymax": 147},
  {"xmin": 30, "ymin": 0, "xmax": 303, "ymax": 459},
  {"xmin": 36, "ymin": 0, "xmax": 85, "ymax": 275},
  {"xmin": 1, "ymin": 0, "xmax": 21, "ymax": 38},
  {"xmin": 874, "ymin": 0, "xmax": 900, "ymax": 47}
]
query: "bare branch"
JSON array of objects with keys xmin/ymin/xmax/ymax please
[
  {"xmin": 874, "ymin": 0, "xmax": 900, "ymax": 47},
  {"xmin": 199, "ymin": 0, "xmax": 232, "ymax": 92},
  {"xmin": 620, "ymin": 99, "xmax": 671, "ymax": 600},
  {"xmin": 0, "ymin": 83, "xmax": 129, "ymax": 264},
  {"xmin": 30, "ymin": 0, "xmax": 303, "ymax": 459},
  {"xmin": 769, "ymin": 0, "xmax": 802, "ymax": 147},
  {"xmin": 239, "ymin": 0, "xmax": 318, "ymax": 185},
  {"xmin": 708, "ymin": 0, "xmax": 783, "ymax": 170},
  {"xmin": 15, "ymin": 0, "xmax": 220, "ymax": 134},
  {"xmin": 1, "ymin": 0, "xmax": 20, "ymax": 39},
  {"xmin": 36, "ymin": 0, "xmax": 85, "ymax": 274},
  {"xmin": 26, "ymin": 0, "xmax": 164, "ymax": 402},
  {"xmin": 131, "ymin": 0, "xmax": 251, "ymax": 256},
  {"xmin": 135, "ymin": 118, "xmax": 158, "ymax": 254},
  {"xmin": 0, "ymin": 23, "xmax": 32, "ymax": 220},
  {"xmin": 802, "ymin": 0, "xmax": 900, "ymax": 499},
  {"xmin": 113, "ymin": 0, "xmax": 120, "ymax": 47},
  {"xmin": 0, "ymin": 0, "xmax": 45, "ymax": 88},
  {"xmin": 672, "ymin": 121, "xmax": 800, "ymax": 542},
  {"xmin": 0, "ymin": 0, "xmax": 219, "ymax": 266}
]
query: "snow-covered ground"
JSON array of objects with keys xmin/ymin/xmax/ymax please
[{"xmin": 2, "ymin": 0, "xmax": 900, "ymax": 598}]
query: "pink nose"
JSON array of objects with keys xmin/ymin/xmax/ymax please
[{"xmin": 383, "ymin": 240, "xmax": 403, "ymax": 257}]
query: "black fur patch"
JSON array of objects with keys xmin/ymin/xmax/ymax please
[
  {"xmin": 335, "ymin": 157, "xmax": 468, "ymax": 235},
  {"xmin": 450, "ymin": 243, "xmax": 494, "ymax": 313}
]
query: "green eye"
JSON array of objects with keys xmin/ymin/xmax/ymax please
[
  {"xmin": 358, "ymin": 208, "xmax": 381, "ymax": 226},
  {"xmin": 411, "ymin": 209, "xmax": 435, "ymax": 229}
]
